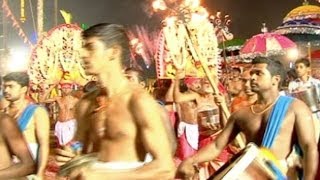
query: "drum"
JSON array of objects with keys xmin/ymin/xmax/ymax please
[
  {"xmin": 208, "ymin": 143, "xmax": 285, "ymax": 180},
  {"xmin": 291, "ymin": 85, "xmax": 320, "ymax": 112},
  {"xmin": 58, "ymin": 153, "xmax": 98, "ymax": 176}
]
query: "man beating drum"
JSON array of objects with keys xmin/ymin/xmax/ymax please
[
  {"xmin": 55, "ymin": 23, "xmax": 176, "ymax": 179},
  {"xmin": 178, "ymin": 57, "xmax": 318, "ymax": 180},
  {"xmin": 288, "ymin": 58, "xmax": 320, "ymax": 142}
]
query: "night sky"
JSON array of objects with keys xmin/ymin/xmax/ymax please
[
  {"xmin": 58, "ymin": 0, "xmax": 316, "ymax": 39},
  {"xmin": 5, "ymin": 0, "xmax": 319, "ymax": 47}
]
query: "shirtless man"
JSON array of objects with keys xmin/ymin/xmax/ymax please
[
  {"xmin": 173, "ymin": 73, "xmax": 202, "ymax": 161},
  {"xmin": 178, "ymin": 57, "xmax": 318, "ymax": 180},
  {"xmin": 56, "ymin": 23, "xmax": 175, "ymax": 179},
  {"xmin": 3, "ymin": 72, "xmax": 50, "ymax": 179},
  {"xmin": 41, "ymin": 80, "xmax": 79, "ymax": 146},
  {"xmin": 0, "ymin": 112, "xmax": 35, "ymax": 179}
]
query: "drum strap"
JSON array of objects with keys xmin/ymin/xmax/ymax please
[{"xmin": 262, "ymin": 96, "xmax": 294, "ymax": 148}]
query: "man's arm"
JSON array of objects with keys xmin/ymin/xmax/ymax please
[
  {"xmin": 177, "ymin": 114, "xmax": 239, "ymax": 179},
  {"xmin": 55, "ymin": 94, "xmax": 94, "ymax": 166},
  {"xmin": 173, "ymin": 78, "xmax": 199, "ymax": 103},
  {"xmin": 293, "ymin": 100, "xmax": 318, "ymax": 180},
  {"xmin": 0, "ymin": 114, "xmax": 35, "ymax": 178},
  {"xmin": 74, "ymin": 95, "xmax": 92, "ymax": 152},
  {"xmin": 34, "ymin": 107, "xmax": 50, "ymax": 177}
]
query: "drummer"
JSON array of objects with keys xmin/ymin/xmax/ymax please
[
  {"xmin": 55, "ymin": 23, "xmax": 175, "ymax": 179},
  {"xmin": 177, "ymin": 57, "xmax": 318, "ymax": 180},
  {"xmin": 288, "ymin": 58, "xmax": 320, "ymax": 94},
  {"xmin": 288, "ymin": 58, "xmax": 320, "ymax": 142}
]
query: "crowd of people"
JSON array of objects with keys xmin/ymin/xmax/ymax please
[{"xmin": 0, "ymin": 23, "xmax": 319, "ymax": 180}]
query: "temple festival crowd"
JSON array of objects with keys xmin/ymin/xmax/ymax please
[{"xmin": 0, "ymin": 23, "xmax": 319, "ymax": 180}]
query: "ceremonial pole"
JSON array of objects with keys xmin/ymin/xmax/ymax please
[
  {"xmin": 54, "ymin": 0, "xmax": 58, "ymax": 26},
  {"xmin": 37, "ymin": 0, "xmax": 43, "ymax": 39}
]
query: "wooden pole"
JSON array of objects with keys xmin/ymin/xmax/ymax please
[
  {"xmin": 183, "ymin": 25, "xmax": 246, "ymax": 149},
  {"xmin": 37, "ymin": 0, "xmax": 43, "ymax": 39},
  {"xmin": 54, "ymin": 0, "xmax": 58, "ymax": 26}
]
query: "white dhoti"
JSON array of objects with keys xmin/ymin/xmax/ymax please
[
  {"xmin": 177, "ymin": 121, "xmax": 199, "ymax": 150},
  {"xmin": 55, "ymin": 119, "xmax": 77, "ymax": 146},
  {"xmin": 89, "ymin": 161, "xmax": 145, "ymax": 172}
]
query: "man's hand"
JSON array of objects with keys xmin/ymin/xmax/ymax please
[
  {"xmin": 175, "ymin": 69, "xmax": 185, "ymax": 80},
  {"xmin": 55, "ymin": 146, "xmax": 77, "ymax": 166},
  {"xmin": 177, "ymin": 158, "xmax": 197, "ymax": 180},
  {"xmin": 214, "ymin": 93, "xmax": 226, "ymax": 105}
]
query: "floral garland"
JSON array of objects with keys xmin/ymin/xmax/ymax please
[{"xmin": 29, "ymin": 24, "xmax": 91, "ymax": 89}]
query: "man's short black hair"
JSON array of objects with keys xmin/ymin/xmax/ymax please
[
  {"xmin": 82, "ymin": 23, "xmax": 131, "ymax": 68},
  {"xmin": 295, "ymin": 58, "xmax": 310, "ymax": 68},
  {"xmin": 3, "ymin": 72, "xmax": 29, "ymax": 87},
  {"xmin": 252, "ymin": 56, "xmax": 286, "ymax": 89}
]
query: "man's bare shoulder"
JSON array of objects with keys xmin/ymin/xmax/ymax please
[
  {"xmin": 232, "ymin": 105, "xmax": 251, "ymax": 115},
  {"xmin": 289, "ymin": 97, "xmax": 312, "ymax": 114},
  {"xmin": 129, "ymin": 85, "xmax": 160, "ymax": 110},
  {"xmin": 230, "ymin": 106, "xmax": 252, "ymax": 122},
  {"xmin": 0, "ymin": 112, "xmax": 11, "ymax": 122},
  {"xmin": 130, "ymin": 85, "xmax": 152, "ymax": 100},
  {"xmin": 0, "ymin": 112, "xmax": 13, "ymax": 132}
]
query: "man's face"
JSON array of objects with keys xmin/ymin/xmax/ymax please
[
  {"xmin": 124, "ymin": 70, "xmax": 145, "ymax": 87},
  {"xmin": 3, "ymin": 81, "xmax": 26, "ymax": 102},
  {"xmin": 295, "ymin": 63, "xmax": 309, "ymax": 78},
  {"xmin": 201, "ymin": 79, "xmax": 214, "ymax": 94},
  {"xmin": 125, "ymin": 71, "xmax": 140, "ymax": 84},
  {"xmin": 250, "ymin": 63, "xmax": 273, "ymax": 93},
  {"xmin": 81, "ymin": 37, "xmax": 110, "ymax": 76},
  {"xmin": 230, "ymin": 69, "xmax": 241, "ymax": 81},
  {"xmin": 241, "ymin": 70, "xmax": 255, "ymax": 96},
  {"xmin": 187, "ymin": 79, "xmax": 201, "ymax": 92},
  {"xmin": 61, "ymin": 86, "xmax": 73, "ymax": 95},
  {"xmin": 227, "ymin": 78, "xmax": 242, "ymax": 96}
]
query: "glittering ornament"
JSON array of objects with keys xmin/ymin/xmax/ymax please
[{"xmin": 29, "ymin": 24, "xmax": 91, "ymax": 89}]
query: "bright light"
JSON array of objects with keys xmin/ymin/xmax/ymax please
[
  {"xmin": 191, "ymin": 8, "xmax": 209, "ymax": 23},
  {"xmin": 7, "ymin": 48, "xmax": 30, "ymax": 72},
  {"xmin": 152, "ymin": 0, "xmax": 167, "ymax": 11},
  {"xmin": 165, "ymin": 16, "xmax": 176, "ymax": 26},
  {"xmin": 184, "ymin": 0, "xmax": 200, "ymax": 8},
  {"xmin": 287, "ymin": 48, "xmax": 299, "ymax": 60}
]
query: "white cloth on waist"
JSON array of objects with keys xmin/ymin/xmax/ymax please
[
  {"xmin": 177, "ymin": 121, "xmax": 199, "ymax": 150},
  {"xmin": 89, "ymin": 161, "xmax": 145, "ymax": 172},
  {"xmin": 55, "ymin": 119, "xmax": 77, "ymax": 145}
]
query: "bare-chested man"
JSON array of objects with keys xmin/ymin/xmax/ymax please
[
  {"xmin": 173, "ymin": 73, "xmax": 202, "ymax": 161},
  {"xmin": 0, "ymin": 112, "xmax": 35, "ymax": 179},
  {"xmin": 178, "ymin": 57, "xmax": 318, "ymax": 180},
  {"xmin": 3, "ymin": 72, "xmax": 50, "ymax": 179},
  {"xmin": 56, "ymin": 23, "xmax": 175, "ymax": 179},
  {"xmin": 41, "ymin": 80, "xmax": 79, "ymax": 146}
]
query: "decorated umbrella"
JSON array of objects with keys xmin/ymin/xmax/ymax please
[
  {"xmin": 240, "ymin": 25, "xmax": 297, "ymax": 59},
  {"xmin": 274, "ymin": 2, "xmax": 320, "ymax": 47}
]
